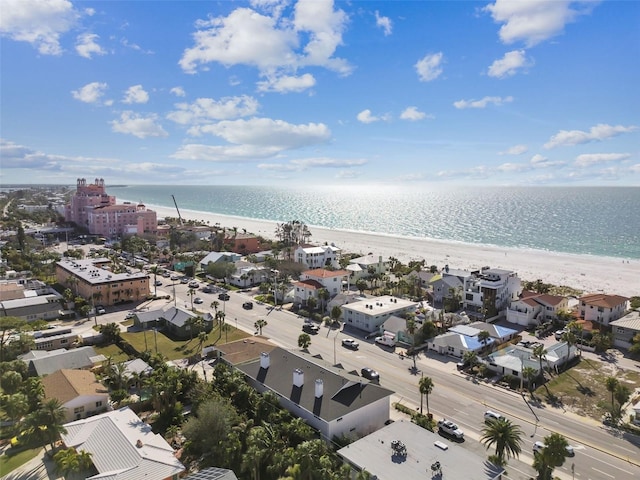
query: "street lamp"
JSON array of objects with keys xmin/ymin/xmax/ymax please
[{"xmin": 272, "ymin": 269, "xmax": 279, "ymax": 307}]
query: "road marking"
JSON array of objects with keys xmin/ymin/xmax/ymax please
[{"xmin": 591, "ymin": 467, "xmax": 615, "ymax": 478}]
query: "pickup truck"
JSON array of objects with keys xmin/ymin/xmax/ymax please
[{"xmin": 437, "ymin": 419, "xmax": 464, "ymax": 440}]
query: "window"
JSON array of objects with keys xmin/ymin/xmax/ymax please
[
  {"xmin": 74, "ymin": 406, "xmax": 85, "ymax": 414},
  {"xmin": 96, "ymin": 401, "xmax": 103, "ymax": 407}
]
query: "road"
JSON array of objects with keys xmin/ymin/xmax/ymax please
[{"xmin": 80, "ymin": 272, "xmax": 640, "ymax": 480}]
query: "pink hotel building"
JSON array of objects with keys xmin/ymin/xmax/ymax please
[{"xmin": 65, "ymin": 178, "xmax": 157, "ymax": 238}]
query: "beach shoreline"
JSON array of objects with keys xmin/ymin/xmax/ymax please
[{"xmin": 143, "ymin": 201, "xmax": 639, "ymax": 298}]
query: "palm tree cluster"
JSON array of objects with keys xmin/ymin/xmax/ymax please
[
  {"xmin": 181, "ymin": 362, "xmax": 361, "ymax": 479},
  {"xmin": 274, "ymin": 220, "xmax": 312, "ymax": 247}
]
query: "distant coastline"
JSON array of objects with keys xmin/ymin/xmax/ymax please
[{"xmin": 112, "ymin": 185, "xmax": 640, "ymax": 260}]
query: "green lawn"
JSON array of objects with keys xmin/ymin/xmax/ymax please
[
  {"xmin": 119, "ymin": 326, "xmax": 251, "ymax": 361},
  {"xmin": 92, "ymin": 343, "xmax": 130, "ymax": 363},
  {"xmin": 0, "ymin": 447, "xmax": 41, "ymax": 475},
  {"xmin": 535, "ymin": 356, "xmax": 640, "ymax": 421}
]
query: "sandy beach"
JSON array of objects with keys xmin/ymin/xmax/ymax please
[{"xmin": 151, "ymin": 204, "xmax": 639, "ymax": 298}]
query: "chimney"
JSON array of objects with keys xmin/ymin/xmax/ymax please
[
  {"xmin": 260, "ymin": 352, "xmax": 270, "ymax": 369},
  {"xmin": 293, "ymin": 368, "xmax": 304, "ymax": 387},
  {"xmin": 136, "ymin": 439, "xmax": 143, "ymax": 448},
  {"xmin": 315, "ymin": 379, "xmax": 323, "ymax": 398}
]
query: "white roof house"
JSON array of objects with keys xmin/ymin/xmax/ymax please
[
  {"xmin": 294, "ymin": 244, "xmax": 341, "ymax": 269},
  {"xmin": 61, "ymin": 406, "xmax": 185, "ymax": 480},
  {"xmin": 341, "ymin": 295, "xmax": 418, "ymax": 333}
]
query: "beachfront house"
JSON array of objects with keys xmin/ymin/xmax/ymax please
[
  {"xmin": 463, "ymin": 268, "xmax": 522, "ymax": 319},
  {"xmin": 227, "ymin": 262, "xmax": 270, "ymax": 288},
  {"xmin": 578, "ymin": 293, "xmax": 629, "ymax": 326},
  {"xmin": 341, "ymin": 295, "xmax": 418, "ymax": 333},
  {"xmin": 294, "ymin": 243, "xmax": 341, "ymax": 269},
  {"xmin": 610, "ymin": 311, "xmax": 640, "ymax": 349},
  {"xmin": 507, "ymin": 291, "xmax": 569, "ymax": 327},
  {"xmin": 347, "ymin": 255, "xmax": 390, "ymax": 282}
]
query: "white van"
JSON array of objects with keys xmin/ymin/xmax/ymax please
[
  {"xmin": 375, "ymin": 335, "xmax": 396, "ymax": 347},
  {"xmin": 483, "ymin": 410, "xmax": 504, "ymax": 423}
]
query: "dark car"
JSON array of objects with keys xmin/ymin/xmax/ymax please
[
  {"xmin": 360, "ymin": 367, "xmax": 380, "ymax": 382},
  {"xmin": 218, "ymin": 293, "xmax": 230, "ymax": 301},
  {"xmin": 302, "ymin": 322, "xmax": 320, "ymax": 334},
  {"xmin": 242, "ymin": 301, "xmax": 253, "ymax": 310}
]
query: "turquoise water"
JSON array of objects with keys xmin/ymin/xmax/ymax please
[{"xmin": 109, "ymin": 185, "xmax": 640, "ymax": 259}]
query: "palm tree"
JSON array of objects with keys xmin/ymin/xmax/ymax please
[
  {"xmin": 254, "ymin": 319, "xmax": 267, "ymax": 335},
  {"xmin": 298, "ymin": 333, "xmax": 311, "ymax": 350},
  {"xmin": 480, "ymin": 418, "xmax": 524, "ymax": 466},
  {"xmin": 522, "ymin": 366, "xmax": 538, "ymax": 395},
  {"xmin": 478, "ymin": 330, "xmax": 491, "ymax": 352},
  {"xmin": 533, "ymin": 432, "xmax": 569, "ymax": 480},
  {"xmin": 150, "ymin": 265, "xmax": 161, "ymax": 296},
  {"xmin": 317, "ymin": 288, "xmax": 330, "ymax": 314},
  {"xmin": 26, "ymin": 398, "xmax": 67, "ymax": 452},
  {"xmin": 532, "ymin": 344, "xmax": 548, "ymax": 379},
  {"xmin": 605, "ymin": 376, "xmax": 619, "ymax": 413},
  {"xmin": 187, "ymin": 287, "xmax": 196, "ymax": 310},
  {"xmin": 3, "ymin": 392, "xmax": 28, "ymax": 426},
  {"xmin": 418, "ymin": 375, "xmax": 434, "ymax": 415}
]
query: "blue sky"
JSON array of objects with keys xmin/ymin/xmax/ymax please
[{"xmin": 1, "ymin": 0, "xmax": 638, "ymax": 186}]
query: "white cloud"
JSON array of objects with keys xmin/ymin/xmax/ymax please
[
  {"xmin": 436, "ymin": 166, "xmax": 489, "ymax": 179},
  {"xmin": 122, "ymin": 85, "xmax": 149, "ymax": 104},
  {"xmin": 375, "ymin": 11, "xmax": 392, "ymax": 36},
  {"xmin": 170, "ymin": 87, "xmax": 186, "ymax": 97},
  {"xmin": 172, "ymin": 143, "xmax": 281, "ymax": 162},
  {"xmin": 0, "ymin": 0, "xmax": 78, "ymax": 55},
  {"xmin": 488, "ymin": 50, "xmax": 531, "ymax": 78},
  {"xmin": 110, "ymin": 111, "xmax": 168, "ymax": 139},
  {"xmin": 179, "ymin": 2, "xmax": 352, "ymax": 80},
  {"xmin": 453, "ymin": 96, "xmax": 513, "ymax": 109},
  {"xmin": 544, "ymin": 124, "xmax": 638, "ymax": 149},
  {"xmin": 290, "ymin": 157, "xmax": 367, "ymax": 168},
  {"xmin": 483, "ymin": 0, "xmax": 597, "ymax": 47},
  {"xmin": 191, "ymin": 118, "xmax": 331, "ymax": 150},
  {"xmin": 574, "ymin": 153, "xmax": 631, "ymax": 167},
  {"xmin": 530, "ymin": 153, "xmax": 565, "ymax": 168},
  {"xmin": 415, "ymin": 52, "xmax": 443, "ymax": 82},
  {"xmin": 257, "ymin": 73, "xmax": 316, "ymax": 93},
  {"xmin": 167, "ymin": 96, "xmax": 260, "ymax": 125},
  {"xmin": 71, "ymin": 82, "xmax": 108, "ymax": 104},
  {"xmin": 497, "ymin": 162, "xmax": 528, "ymax": 172},
  {"xmin": 400, "ymin": 106, "xmax": 429, "ymax": 121},
  {"xmin": 75, "ymin": 32, "xmax": 106, "ymax": 59},
  {"xmin": 499, "ymin": 144, "xmax": 528, "ymax": 155},
  {"xmin": 357, "ymin": 109, "xmax": 382, "ymax": 124}
]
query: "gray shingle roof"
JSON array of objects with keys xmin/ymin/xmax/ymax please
[
  {"xmin": 237, "ymin": 347, "xmax": 393, "ymax": 422},
  {"xmin": 19, "ymin": 346, "xmax": 98, "ymax": 376}
]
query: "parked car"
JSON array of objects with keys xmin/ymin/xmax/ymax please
[
  {"xmin": 96, "ymin": 305, "xmax": 106, "ymax": 315},
  {"xmin": 554, "ymin": 329, "xmax": 567, "ymax": 340},
  {"xmin": 194, "ymin": 297, "xmax": 203, "ymax": 304},
  {"xmin": 154, "ymin": 280, "xmax": 163, "ymax": 286},
  {"xmin": 342, "ymin": 338, "xmax": 360, "ymax": 350},
  {"xmin": 181, "ymin": 277, "xmax": 190, "ymax": 284},
  {"xmin": 218, "ymin": 293, "xmax": 230, "ymax": 301},
  {"xmin": 125, "ymin": 311, "xmax": 136, "ymax": 319},
  {"xmin": 483, "ymin": 410, "xmax": 504, "ymax": 423},
  {"xmin": 437, "ymin": 419, "xmax": 464, "ymax": 440},
  {"xmin": 188, "ymin": 280, "xmax": 200, "ymax": 288},
  {"xmin": 532, "ymin": 441, "xmax": 574, "ymax": 456},
  {"xmin": 360, "ymin": 367, "xmax": 380, "ymax": 382},
  {"xmin": 162, "ymin": 271, "xmax": 171, "ymax": 278},
  {"xmin": 170, "ymin": 275, "xmax": 179, "ymax": 281},
  {"xmin": 242, "ymin": 301, "xmax": 253, "ymax": 310}
]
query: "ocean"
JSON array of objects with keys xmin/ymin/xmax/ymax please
[{"xmin": 109, "ymin": 185, "xmax": 640, "ymax": 260}]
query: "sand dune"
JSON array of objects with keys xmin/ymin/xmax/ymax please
[{"xmin": 152, "ymin": 204, "xmax": 639, "ymax": 298}]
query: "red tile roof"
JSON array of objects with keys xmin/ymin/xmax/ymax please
[
  {"xmin": 579, "ymin": 293, "xmax": 629, "ymax": 308},
  {"xmin": 304, "ymin": 269, "xmax": 349, "ymax": 278},
  {"xmin": 294, "ymin": 279, "xmax": 324, "ymax": 290}
]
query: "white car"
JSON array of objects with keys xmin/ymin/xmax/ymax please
[
  {"xmin": 483, "ymin": 410, "xmax": 504, "ymax": 423},
  {"xmin": 341, "ymin": 338, "xmax": 360, "ymax": 349},
  {"xmin": 188, "ymin": 280, "xmax": 200, "ymax": 288},
  {"xmin": 533, "ymin": 441, "xmax": 574, "ymax": 457},
  {"xmin": 437, "ymin": 419, "xmax": 464, "ymax": 440}
]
